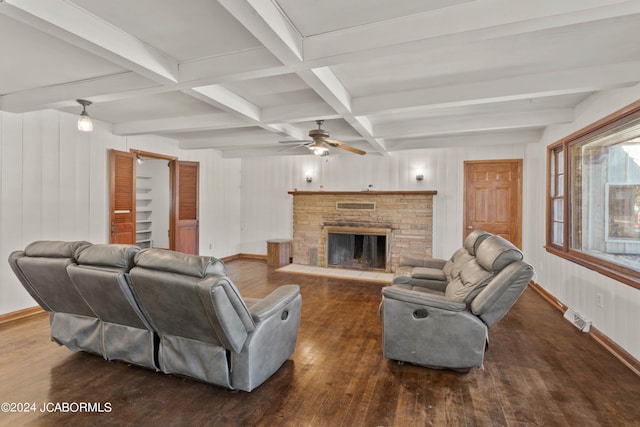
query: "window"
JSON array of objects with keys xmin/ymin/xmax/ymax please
[{"xmin": 547, "ymin": 100, "xmax": 640, "ymax": 290}]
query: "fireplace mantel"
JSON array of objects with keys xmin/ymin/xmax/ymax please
[{"xmin": 288, "ymin": 190, "xmax": 437, "ymax": 196}]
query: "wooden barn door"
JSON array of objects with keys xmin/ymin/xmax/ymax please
[
  {"xmin": 109, "ymin": 149, "xmax": 136, "ymax": 244},
  {"xmin": 171, "ymin": 160, "xmax": 199, "ymax": 254},
  {"xmin": 464, "ymin": 159, "xmax": 522, "ymax": 248}
]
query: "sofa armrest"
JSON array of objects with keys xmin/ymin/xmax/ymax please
[
  {"xmin": 382, "ymin": 286, "xmax": 466, "ymax": 312},
  {"xmin": 397, "ymin": 256, "xmax": 447, "ymax": 269},
  {"xmin": 248, "ymin": 285, "xmax": 300, "ymax": 322}
]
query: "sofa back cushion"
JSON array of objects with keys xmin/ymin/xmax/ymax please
[
  {"xmin": 9, "ymin": 241, "xmax": 95, "ymax": 316},
  {"xmin": 128, "ymin": 249, "xmax": 253, "ymax": 353},
  {"xmin": 67, "ymin": 244, "xmax": 150, "ymax": 329},
  {"xmin": 442, "ymin": 248, "xmax": 473, "ymax": 282},
  {"xmin": 463, "ymin": 230, "xmax": 492, "ymax": 256},
  {"xmin": 75, "ymin": 244, "xmax": 139, "ymax": 271},
  {"xmin": 445, "ymin": 259, "xmax": 494, "ymax": 303},
  {"xmin": 476, "ymin": 236, "xmax": 523, "ymax": 272},
  {"xmin": 134, "ymin": 248, "xmax": 225, "ymax": 277}
]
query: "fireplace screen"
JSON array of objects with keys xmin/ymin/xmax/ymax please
[{"xmin": 327, "ymin": 232, "xmax": 387, "ymax": 270}]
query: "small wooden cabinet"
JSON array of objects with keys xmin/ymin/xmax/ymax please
[{"xmin": 267, "ymin": 239, "xmax": 291, "ymax": 267}]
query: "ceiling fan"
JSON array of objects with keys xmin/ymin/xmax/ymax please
[{"xmin": 279, "ymin": 120, "xmax": 366, "ymax": 156}]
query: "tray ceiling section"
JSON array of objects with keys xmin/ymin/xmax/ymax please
[{"xmin": 1, "ymin": 0, "xmax": 640, "ymax": 157}]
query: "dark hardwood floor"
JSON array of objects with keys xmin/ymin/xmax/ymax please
[{"xmin": 1, "ymin": 259, "xmax": 639, "ymax": 426}]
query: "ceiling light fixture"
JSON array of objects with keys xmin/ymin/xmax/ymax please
[
  {"xmin": 76, "ymin": 99, "xmax": 93, "ymax": 132},
  {"xmin": 310, "ymin": 140, "xmax": 329, "ymax": 156}
]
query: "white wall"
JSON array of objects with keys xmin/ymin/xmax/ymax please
[
  {"xmin": 524, "ymin": 84, "xmax": 640, "ymax": 362},
  {"xmin": 239, "ymin": 145, "xmax": 526, "ymax": 258},
  {"xmin": 0, "ymin": 109, "xmax": 241, "ymax": 315}
]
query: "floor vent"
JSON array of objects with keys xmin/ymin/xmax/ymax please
[{"xmin": 563, "ymin": 308, "xmax": 591, "ymax": 332}]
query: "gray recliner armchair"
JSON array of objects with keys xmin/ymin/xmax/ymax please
[
  {"xmin": 381, "ymin": 234, "xmax": 534, "ymax": 370},
  {"xmin": 392, "ymin": 230, "xmax": 491, "ymax": 291}
]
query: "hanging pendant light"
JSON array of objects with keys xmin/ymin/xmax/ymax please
[{"xmin": 76, "ymin": 99, "xmax": 93, "ymax": 132}]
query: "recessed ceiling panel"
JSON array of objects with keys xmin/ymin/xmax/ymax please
[
  {"xmin": 0, "ymin": 14, "xmax": 127, "ymax": 95},
  {"xmin": 222, "ymin": 74, "xmax": 322, "ymax": 108},
  {"xmin": 331, "ymin": 14, "xmax": 640, "ymax": 97},
  {"xmin": 72, "ymin": 0, "xmax": 263, "ymax": 61},
  {"xmin": 275, "ymin": 0, "xmax": 473, "ymax": 36}
]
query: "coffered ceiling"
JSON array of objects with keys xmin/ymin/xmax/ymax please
[{"xmin": 1, "ymin": 0, "xmax": 640, "ymax": 157}]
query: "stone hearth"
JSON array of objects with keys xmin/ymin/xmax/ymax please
[{"xmin": 288, "ymin": 191, "xmax": 436, "ymax": 272}]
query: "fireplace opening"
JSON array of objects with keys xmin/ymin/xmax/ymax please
[{"xmin": 327, "ymin": 232, "xmax": 387, "ymax": 270}]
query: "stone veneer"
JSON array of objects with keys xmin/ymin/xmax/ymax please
[{"xmin": 288, "ymin": 191, "xmax": 436, "ymax": 272}]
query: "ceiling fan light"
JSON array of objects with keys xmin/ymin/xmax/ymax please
[{"xmin": 311, "ymin": 145, "xmax": 329, "ymax": 156}]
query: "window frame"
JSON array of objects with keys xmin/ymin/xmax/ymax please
[{"xmin": 546, "ymin": 99, "xmax": 640, "ymax": 291}]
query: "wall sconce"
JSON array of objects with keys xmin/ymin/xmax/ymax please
[
  {"xmin": 306, "ymin": 174, "xmax": 313, "ymax": 183},
  {"xmin": 76, "ymin": 99, "xmax": 93, "ymax": 132},
  {"xmin": 415, "ymin": 169, "xmax": 424, "ymax": 181},
  {"xmin": 136, "ymin": 155, "xmax": 145, "ymax": 165}
]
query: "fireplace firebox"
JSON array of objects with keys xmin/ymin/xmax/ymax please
[{"xmin": 324, "ymin": 226, "xmax": 391, "ymax": 272}]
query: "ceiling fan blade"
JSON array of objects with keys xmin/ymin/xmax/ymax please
[
  {"xmin": 278, "ymin": 143, "xmax": 310, "ymax": 153},
  {"xmin": 325, "ymin": 139, "xmax": 366, "ymax": 155},
  {"xmin": 279, "ymin": 139, "xmax": 312, "ymax": 144}
]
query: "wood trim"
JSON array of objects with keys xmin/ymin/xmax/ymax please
[
  {"xmin": 0, "ymin": 306, "xmax": 45, "ymax": 325},
  {"xmin": 221, "ymin": 253, "xmax": 268, "ymax": 262},
  {"xmin": 544, "ymin": 99, "xmax": 640, "ymax": 290},
  {"xmin": 552, "ymin": 98, "xmax": 640, "ymax": 147},
  {"xmin": 590, "ymin": 327, "xmax": 640, "ymax": 377},
  {"xmin": 528, "ymin": 281, "xmax": 640, "ymax": 377},
  {"xmin": 288, "ymin": 190, "xmax": 437, "ymax": 195},
  {"xmin": 129, "ymin": 149, "xmax": 178, "ymax": 161}
]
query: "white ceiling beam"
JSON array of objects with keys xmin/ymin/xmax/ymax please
[
  {"xmin": 262, "ymin": 123, "xmax": 305, "ymax": 140},
  {"xmin": 303, "ymin": 0, "xmax": 640, "ymax": 62},
  {"xmin": 113, "ymin": 113, "xmax": 252, "ymax": 136},
  {"xmin": 354, "ymin": 61, "xmax": 640, "ymax": 116},
  {"xmin": 189, "ymin": 85, "xmax": 262, "ymax": 122},
  {"xmin": 0, "ymin": 0, "xmax": 178, "ymax": 84},
  {"xmin": 384, "ymin": 129, "xmax": 543, "ymax": 151},
  {"xmin": 0, "ymin": 72, "xmax": 158, "ymax": 113},
  {"xmin": 246, "ymin": 0, "xmax": 303, "ymax": 60},
  {"xmin": 217, "ymin": 0, "xmax": 303, "ymax": 64},
  {"xmin": 374, "ymin": 109, "xmax": 574, "ymax": 139},
  {"xmin": 297, "ymin": 68, "xmax": 387, "ymax": 153}
]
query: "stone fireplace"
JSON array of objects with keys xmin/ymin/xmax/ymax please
[{"xmin": 288, "ymin": 191, "xmax": 436, "ymax": 272}]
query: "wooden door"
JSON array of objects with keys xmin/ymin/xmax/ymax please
[
  {"xmin": 464, "ymin": 159, "xmax": 522, "ymax": 248},
  {"xmin": 171, "ymin": 160, "xmax": 199, "ymax": 254},
  {"xmin": 109, "ymin": 149, "xmax": 136, "ymax": 244}
]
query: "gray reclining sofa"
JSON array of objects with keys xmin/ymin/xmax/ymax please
[
  {"xmin": 9, "ymin": 241, "xmax": 302, "ymax": 392},
  {"xmin": 382, "ymin": 231, "xmax": 534, "ymax": 371}
]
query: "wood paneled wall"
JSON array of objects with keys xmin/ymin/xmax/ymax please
[{"xmin": 0, "ymin": 110, "xmax": 242, "ymax": 314}]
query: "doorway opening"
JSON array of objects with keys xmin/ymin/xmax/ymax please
[{"xmin": 135, "ymin": 156, "xmax": 170, "ymax": 249}]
